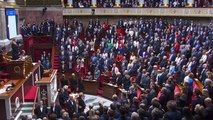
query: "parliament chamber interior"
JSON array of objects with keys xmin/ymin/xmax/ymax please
[{"xmin": 0, "ymin": 0, "xmax": 213, "ymax": 120}]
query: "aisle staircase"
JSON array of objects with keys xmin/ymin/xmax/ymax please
[
  {"xmin": 52, "ymin": 55, "xmax": 60, "ymax": 70},
  {"xmin": 52, "ymin": 46, "xmax": 60, "ymax": 70},
  {"xmin": 24, "ymin": 86, "xmax": 38, "ymax": 102},
  {"xmin": 20, "ymin": 102, "xmax": 34, "ymax": 118},
  {"xmin": 19, "ymin": 86, "xmax": 39, "ymax": 119}
]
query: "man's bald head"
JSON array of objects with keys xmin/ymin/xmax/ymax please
[{"xmin": 204, "ymin": 97, "xmax": 212, "ymax": 107}]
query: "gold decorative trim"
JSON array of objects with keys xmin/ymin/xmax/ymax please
[
  {"xmin": 0, "ymin": 1, "xmax": 17, "ymax": 7},
  {"xmin": 63, "ymin": 8, "xmax": 213, "ymax": 17},
  {"xmin": 14, "ymin": 66, "xmax": 21, "ymax": 73}
]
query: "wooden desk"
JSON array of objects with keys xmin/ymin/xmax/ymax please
[
  {"xmin": 6, "ymin": 56, "xmax": 32, "ymax": 79},
  {"xmin": 82, "ymin": 80, "xmax": 99, "ymax": 95},
  {"xmin": 0, "ymin": 62, "xmax": 40, "ymax": 120},
  {"xmin": 102, "ymin": 83, "xmax": 119, "ymax": 100}
]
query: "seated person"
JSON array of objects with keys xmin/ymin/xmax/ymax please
[{"xmin": 85, "ymin": 72, "xmax": 93, "ymax": 80}]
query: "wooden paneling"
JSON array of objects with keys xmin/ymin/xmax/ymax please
[
  {"xmin": 18, "ymin": 7, "xmax": 63, "ymax": 24},
  {"xmin": 63, "ymin": 8, "xmax": 213, "ymax": 17},
  {"xmin": 82, "ymin": 80, "xmax": 99, "ymax": 95},
  {"xmin": 0, "ymin": 99, "xmax": 6, "ymax": 120},
  {"xmin": 27, "ymin": 0, "xmax": 61, "ymax": 6},
  {"xmin": 7, "ymin": 61, "xmax": 25, "ymax": 79},
  {"xmin": 102, "ymin": 83, "xmax": 118, "ymax": 100},
  {"xmin": 10, "ymin": 85, "xmax": 23, "ymax": 117}
]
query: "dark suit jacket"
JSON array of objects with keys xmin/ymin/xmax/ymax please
[
  {"xmin": 34, "ymin": 105, "xmax": 48, "ymax": 119},
  {"xmin": 169, "ymin": 54, "xmax": 176, "ymax": 61},
  {"xmin": 60, "ymin": 78, "xmax": 68, "ymax": 88},
  {"xmin": 205, "ymin": 105, "xmax": 213, "ymax": 120},
  {"xmin": 50, "ymin": 105, "xmax": 62, "ymax": 118},
  {"xmin": 58, "ymin": 92, "xmax": 65, "ymax": 107},
  {"xmin": 66, "ymin": 100, "xmax": 76, "ymax": 118},
  {"xmin": 180, "ymin": 59, "xmax": 187, "ymax": 67},
  {"xmin": 122, "ymin": 76, "xmax": 131, "ymax": 91},
  {"xmin": 164, "ymin": 111, "xmax": 182, "ymax": 120},
  {"xmin": 78, "ymin": 97, "xmax": 86, "ymax": 113},
  {"xmin": 11, "ymin": 43, "xmax": 19, "ymax": 60},
  {"xmin": 69, "ymin": 77, "xmax": 77, "ymax": 92}
]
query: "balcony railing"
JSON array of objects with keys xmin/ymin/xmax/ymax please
[
  {"xmin": 63, "ymin": 8, "xmax": 213, "ymax": 17},
  {"xmin": 16, "ymin": 0, "xmax": 62, "ymax": 6}
]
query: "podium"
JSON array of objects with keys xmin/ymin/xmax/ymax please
[
  {"xmin": 82, "ymin": 80, "xmax": 99, "ymax": 95},
  {"xmin": 35, "ymin": 70, "xmax": 58, "ymax": 107},
  {"xmin": 6, "ymin": 56, "xmax": 32, "ymax": 79},
  {"xmin": 102, "ymin": 83, "xmax": 119, "ymax": 100}
]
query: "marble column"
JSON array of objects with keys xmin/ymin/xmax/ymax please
[
  {"xmin": 139, "ymin": 0, "xmax": 144, "ymax": 7},
  {"xmin": 91, "ymin": 0, "xmax": 97, "ymax": 7},
  {"xmin": 0, "ymin": 8, "xmax": 7, "ymax": 40},
  {"xmin": 187, "ymin": 0, "xmax": 194, "ymax": 7},
  {"xmin": 115, "ymin": 0, "xmax": 121, "ymax": 7},
  {"xmin": 163, "ymin": 0, "xmax": 169, "ymax": 7},
  {"xmin": 67, "ymin": 0, "xmax": 73, "ymax": 7},
  {"xmin": 61, "ymin": 0, "xmax": 65, "ymax": 7}
]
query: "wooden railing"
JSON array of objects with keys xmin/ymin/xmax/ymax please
[
  {"xmin": 63, "ymin": 8, "xmax": 213, "ymax": 17},
  {"xmin": 31, "ymin": 87, "xmax": 39, "ymax": 117},
  {"xmin": 16, "ymin": 0, "xmax": 62, "ymax": 6}
]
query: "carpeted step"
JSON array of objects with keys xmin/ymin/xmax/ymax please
[
  {"xmin": 53, "ymin": 64, "xmax": 60, "ymax": 66},
  {"xmin": 25, "ymin": 86, "xmax": 38, "ymax": 102},
  {"xmin": 53, "ymin": 64, "xmax": 59, "ymax": 67},
  {"xmin": 54, "ymin": 63, "xmax": 60, "ymax": 65},
  {"xmin": 53, "ymin": 67, "xmax": 60, "ymax": 69}
]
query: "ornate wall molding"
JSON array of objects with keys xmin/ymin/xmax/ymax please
[{"xmin": 63, "ymin": 8, "xmax": 213, "ymax": 17}]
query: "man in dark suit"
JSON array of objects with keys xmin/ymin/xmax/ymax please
[
  {"xmin": 205, "ymin": 80, "xmax": 213, "ymax": 101},
  {"xmin": 204, "ymin": 97, "xmax": 213, "ymax": 120},
  {"xmin": 122, "ymin": 72, "xmax": 131, "ymax": 91},
  {"xmin": 169, "ymin": 50, "xmax": 176, "ymax": 62},
  {"xmin": 164, "ymin": 100, "xmax": 181, "ymax": 120},
  {"xmin": 159, "ymin": 87, "xmax": 170, "ymax": 111},
  {"xmin": 118, "ymin": 19, "xmax": 124, "ymax": 28},
  {"xmin": 190, "ymin": 57, "xmax": 198, "ymax": 76},
  {"xmin": 179, "ymin": 55, "xmax": 187, "ymax": 68},
  {"xmin": 69, "ymin": 73, "xmax": 77, "ymax": 93},
  {"xmin": 78, "ymin": 92, "xmax": 86, "ymax": 113},
  {"xmin": 49, "ymin": 102, "xmax": 62, "ymax": 118},
  {"xmin": 66, "ymin": 95, "xmax": 76, "ymax": 119},
  {"xmin": 11, "ymin": 39, "xmax": 19, "ymax": 60},
  {"xmin": 34, "ymin": 100, "xmax": 48, "ymax": 119},
  {"xmin": 60, "ymin": 74, "xmax": 68, "ymax": 88}
]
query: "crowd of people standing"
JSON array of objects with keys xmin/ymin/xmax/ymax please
[
  {"xmin": 20, "ymin": 16, "xmax": 213, "ymax": 120},
  {"xmin": 52, "ymin": 17, "xmax": 213, "ymax": 120},
  {"xmin": 64, "ymin": 0, "xmax": 213, "ymax": 8}
]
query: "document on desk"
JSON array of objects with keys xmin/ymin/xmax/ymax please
[
  {"xmin": 0, "ymin": 84, "xmax": 12, "ymax": 94},
  {"xmin": 0, "ymin": 88, "xmax": 7, "ymax": 94}
]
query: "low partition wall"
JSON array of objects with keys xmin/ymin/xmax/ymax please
[{"xmin": 63, "ymin": 8, "xmax": 213, "ymax": 17}]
